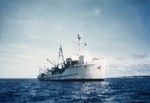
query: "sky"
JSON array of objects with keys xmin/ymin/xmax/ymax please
[{"xmin": 0, "ymin": 0, "xmax": 150, "ymax": 78}]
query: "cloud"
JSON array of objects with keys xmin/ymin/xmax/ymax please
[
  {"xmin": 80, "ymin": 7, "xmax": 102, "ymax": 18},
  {"xmin": 131, "ymin": 54, "xmax": 149, "ymax": 59},
  {"xmin": 93, "ymin": 8, "xmax": 101, "ymax": 16},
  {"xmin": 105, "ymin": 54, "xmax": 150, "ymax": 77},
  {"xmin": 107, "ymin": 63, "xmax": 150, "ymax": 78},
  {"xmin": 115, "ymin": 57, "xmax": 125, "ymax": 61}
]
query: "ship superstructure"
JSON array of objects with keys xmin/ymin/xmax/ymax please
[{"xmin": 37, "ymin": 34, "xmax": 105, "ymax": 81}]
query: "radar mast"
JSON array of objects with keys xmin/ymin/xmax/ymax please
[{"xmin": 58, "ymin": 45, "xmax": 64, "ymax": 66}]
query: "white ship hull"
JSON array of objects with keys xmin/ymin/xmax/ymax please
[{"xmin": 38, "ymin": 63, "xmax": 105, "ymax": 81}]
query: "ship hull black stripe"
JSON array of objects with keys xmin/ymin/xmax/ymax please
[{"xmin": 38, "ymin": 79, "xmax": 105, "ymax": 81}]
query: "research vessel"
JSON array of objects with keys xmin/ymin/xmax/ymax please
[{"xmin": 37, "ymin": 34, "xmax": 105, "ymax": 81}]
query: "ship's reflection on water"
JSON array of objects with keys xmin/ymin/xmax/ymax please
[{"xmin": 0, "ymin": 77, "xmax": 150, "ymax": 103}]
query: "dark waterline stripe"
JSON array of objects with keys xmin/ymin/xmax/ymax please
[{"xmin": 38, "ymin": 79, "xmax": 105, "ymax": 82}]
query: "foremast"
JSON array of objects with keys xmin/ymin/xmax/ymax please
[{"xmin": 77, "ymin": 33, "xmax": 85, "ymax": 65}]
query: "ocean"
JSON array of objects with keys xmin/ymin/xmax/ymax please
[{"xmin": 0, "ymin": 76, "xmax": 150, "ymax": 103}]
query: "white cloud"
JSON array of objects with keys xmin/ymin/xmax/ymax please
[{"xmin": 106, "ymin": 54, "xmax": 150, "ymax": 77}]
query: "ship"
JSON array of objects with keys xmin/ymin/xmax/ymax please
[{"xmin": 37, "ymin": 34, "xmax": 105, "ymax": 81}]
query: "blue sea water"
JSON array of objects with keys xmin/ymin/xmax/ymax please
[{"xmin": 0, "ymin": 77, "xmax": 150, "ymax": 103}]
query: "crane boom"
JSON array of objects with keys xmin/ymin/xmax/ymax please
[{"xmin": 46, "ymin": 58, "xmax": 55, "ymax": 66}]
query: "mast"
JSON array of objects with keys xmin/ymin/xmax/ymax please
[
  {"xmin": 58, "ymin": 45, "xmax": 64, "ymax": 65},
  {"xmin": 77, "ymin": 33, "xmax": 81, "ymax": 56},
  {"xmin": 77, "ymin": 33, "xmax": 85, "ymax": 65}
]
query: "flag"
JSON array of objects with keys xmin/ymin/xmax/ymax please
[{"xmin": 77, "ymin": 33, "xmax": 81, "ymax": 40}]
